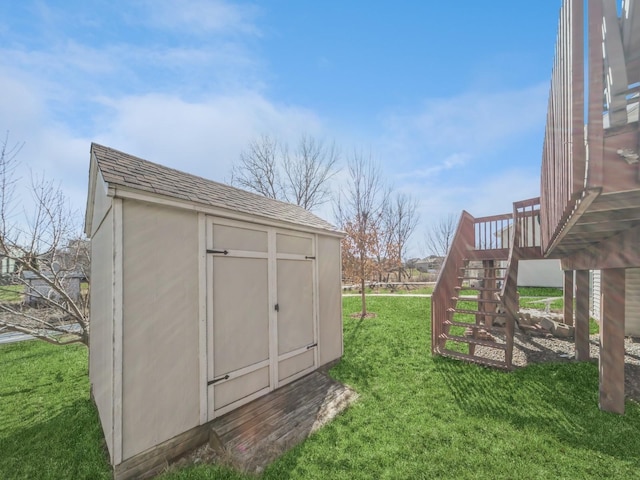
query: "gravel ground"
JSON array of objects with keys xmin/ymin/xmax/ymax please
[{"xmin": 477, "ymin": 332, "xmax": 640, "ymax": 403}]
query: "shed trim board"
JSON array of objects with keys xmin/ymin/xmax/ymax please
[
  {"xmin": 268, "ymin": 228, "xmax": 278, "ymax": 392},
  {"xmin": 197, "ymin": 212, "xmax": 207, "ymax": 425},
  {"xmin": 112, "ymin": 197, "xmax": 124, "ymax": 465},
  {"xmin": 312, "ymin": 237, "xmax": 321, "ymax": 370},
  {"xmin": 108, "ymin": 186, "xmax": 343, "ymax": 239},
  {"xmin": 205, "ymin": 216, "xmax": 319, "ymax": 420}
]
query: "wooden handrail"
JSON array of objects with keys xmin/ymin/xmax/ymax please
[
  {"xmin": 499, "ymin": 203, "xmax": 527, "ymax": 369},
  {"xmin": 431, "ymin": 211, "xmax": 474, "ymax": 354}
]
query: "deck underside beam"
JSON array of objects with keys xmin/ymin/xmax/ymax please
[{"xmin": 560, "ymin": 223, "xmax": 640, "ymax": 270}]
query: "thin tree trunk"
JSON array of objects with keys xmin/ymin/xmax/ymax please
[{"xmin": 360, "ymin": 277, "xmax": 367, "ymax": 316}]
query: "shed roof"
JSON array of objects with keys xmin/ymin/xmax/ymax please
[{"xmin": 89, "ymin": 143, "xmax": 340, "ymax": 234}]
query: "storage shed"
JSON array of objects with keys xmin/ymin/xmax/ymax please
[{"xmin": 84, "ymin": 143, "xmax": 344, "ymax": 478}]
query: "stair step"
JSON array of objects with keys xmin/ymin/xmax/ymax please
[
  {"xmin": 438, "ymin": 349, "xmax": 510, "ymax": 370},
  {"xmin": 451, "ymin": 297, "xmax": 501, "ymax": 304},
  {"xmin": 447, "ymin": 308, "xmax": 504, "ymax": 317},
  {"xmin": 443, "ymin": 320, "xmax": 507, "ymax": 334},
  {"xmin": 454, "ymin": 286, "xmax": 501, "ymax": 292},
  {"xmin": 440, "ymin": 333, "xmax": 507, "ymax": 350},
  {"xmin": 459, "ymin": 266, "xmax": 506, "ymax": 271},
  {"xmin": 457, "ymin": 276, "xmax": 505, "ymax": 281}
]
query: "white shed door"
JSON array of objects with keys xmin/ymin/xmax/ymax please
[
  {"xmin": 207, "ymin": 220, "xmax": 271, "ymax": 418},
  {"xmin": 206, "ymin": 219, "xmax": 317, "ymax": 419},
  {"xmin": 276, "ymin": 232, "xmax": 317, "ymax": 384}
]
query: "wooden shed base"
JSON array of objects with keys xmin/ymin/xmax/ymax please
[
  {"xmin": 114, "ymin": 370, "xmax": 357, "ymax": 479},
  {"xmin": 207, "ymin": 370, "xmax": 358, "ymax": 473}
]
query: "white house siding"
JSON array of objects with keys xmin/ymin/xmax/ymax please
[
  {"xmin": 517, "ymin": 259, "xmax": 563, "ymax": 287},
  {"xmin": 317, "ymin": 236, "xmax": 343, "ymax": 366},
  {"xmin": 591, "ymin": 269, "xmax": 640, "ymax": 336},
  {"xmin": 625, "ymin": 269, "xmax": 640, "ymax": 336},
  {"xmin": 121, "ymin": 200, "xmax": 200, "ymax": 460},
  {"xmin": 590, "ymin": 270, "xmax": 601, "ymax": 321},
  {"xmin": 89, "ymin": 206, "xmax": 115, "ymax": 459}
]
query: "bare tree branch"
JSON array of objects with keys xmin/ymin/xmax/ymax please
[
  {"xmin": 231, "ymin": 134, "xmax": 281, "ymax": 199},
  {"xmin": 423, "ymin": 213, "xmax": 456, "ymax": 257},
  {"xmin": 335, "ymin": 151, "xmax": 388, "ymax": 316},
  {"xmin": 231, "ymin": 134, "xmax": 339, "ymax": 211},
  {"xmin": 0, "ymin": 133, "xmax": 89, "ymax": 346},
  {"xmin": 282, "ymin": 135, "xmax": 339, "ymax": 210},
  {"xmin": 386, "ymin": 193, "xmax": 419, "ymax": 280}
]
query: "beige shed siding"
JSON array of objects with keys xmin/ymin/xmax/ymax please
[
  {"xmin": 90, "ymin": 171, "xmax": 112, "ymax": 237},
  {"xmin": 317, "ymin": 236, "xmax": 343, "ymax": 366},
  {"xmin": 625, "ymin": 269, "xmax": 640, "ymax": 336},
  {"xmin": 89, "ymin": 207, "xmax": 115, "ymax": 459},
  {"xmin": 121, "ymin": 200, "xmax": 200, "ymax": 460}
]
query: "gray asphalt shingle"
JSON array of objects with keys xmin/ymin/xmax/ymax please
[{"xmin": 91, "ymin": 143, "xmax": 340, "ymax": 233}]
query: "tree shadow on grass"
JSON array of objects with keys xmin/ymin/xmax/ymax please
[
  {"xmin": 331, "ymin": 315, "xmax": 374, "ymax": 390},
  {"xmin": 434, "ymin": 357, "xmax": 640, "ymax": 463},
  {"xmin": 0, "ymin": 398, "xmax": 111, "ymax": 480}
]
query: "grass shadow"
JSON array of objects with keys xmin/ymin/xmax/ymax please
[{"xmin": 435, "ymin": 356, "xmax": 640, "ymax": 464}]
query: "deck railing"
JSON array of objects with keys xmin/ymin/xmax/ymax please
[
  {"xmin": 513, "ymin": 197, "xmax": 541, "ymax": 250},
  {"xmin": 431, "ymin": 211, "xmax": 474, "ymax": 354},
  {"xmin": 540, "ymin": 0, "xmax": 586, "ymax": 253},
  {"xmin": 473, "ymin": 213, "xmax": 512, "ymax": 252}
]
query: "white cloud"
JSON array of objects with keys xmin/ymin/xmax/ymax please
[
  {"xmin": 377, "ymin": 83, "xmax": 549, "ymax": 177},
  {"xmin": 396, "ymin": 153, "xmax": 470, "ymax": 180},
  {"xmin": 142, "ymin": 0, "xmax": 260, "ymax": 36},
  {"xmin": 93, "ymin": 91, "xmax": 324, "ymax": 181}
]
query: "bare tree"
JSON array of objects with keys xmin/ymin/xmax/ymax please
[
  {"xmin": 231, "ymin": 134, "xmax": 339, "ymax": 211},
  {"xmin": 335, "ymin": 152, "xmax": 387, "ymax": 316},
  {"xmin": 0, "ymin": 133, "xmax": 89, "ymax": 346},
  {"xmin": 424, "ymin": 213, "xmax": 456, "ymax": 257},
  {"xmin": 231, "ymin": 134, "xmax": 281, "ymax": 199},
  {"xmin": 387, "ymin": 193, "xmax": 419, "ymax": 281},
  {"xmin": 282, "ymin": 135, "xmax": 339, "ymax": 210}
]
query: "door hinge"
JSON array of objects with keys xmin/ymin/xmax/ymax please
[
  {"xmin": 305, "ymin": 256, "xmax": 316, "ymax": 260},
  {"xmin": 207, "ymin": 249, "xmax": 229, "ymax": 255},
  {"xmin": 274, "ymin": 303, "xmax": 279, "ymax": 312},
  {"xmin": 207, "ymin": 374, "xmax": 230, "ymax": 386},
  {"xmin": 306, "ymin": 342, "xmax": 318, "ymax": 350}
]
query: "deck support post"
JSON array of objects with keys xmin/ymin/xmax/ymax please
[
  {"xmin": 574, "ymin": 270, "xmax": 590, "ymax": 361},
  {"xmin": 563, "ymin": 270, "xmax": 574, "ymax": 326},
  {"xmin": 599, "ymin": 268, "xmax": 625, "ymax": 414}
]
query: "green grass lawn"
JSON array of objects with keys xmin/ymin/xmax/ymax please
[
  {"xmin": 2, "ymin": 297, "xmax": 637, "ymax": 479},
  {"xmin": 0, "ymin": 284, "xmax": 23, "ymax": 303},
  {"xmin": 0, "ymin": 341, "xmax": 110, "ymax": 479}
]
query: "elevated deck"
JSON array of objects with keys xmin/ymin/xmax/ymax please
[{"xmin": 541, "ymin": 0, "xmax": 640, "ymax": 264}]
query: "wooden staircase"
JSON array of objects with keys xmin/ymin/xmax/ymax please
[{"xmin": 431, "ymin": 198, "xmax": 542, "ymax": 369}]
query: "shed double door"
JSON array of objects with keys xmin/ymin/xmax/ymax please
[{"xmin": 206, "ymin": 217, "xmax": 317, "ymax": 419}]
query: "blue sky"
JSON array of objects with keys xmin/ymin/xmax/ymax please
[{"xmin": 1, "ymin": 1, "xmax": 563, "ymax": 256}]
